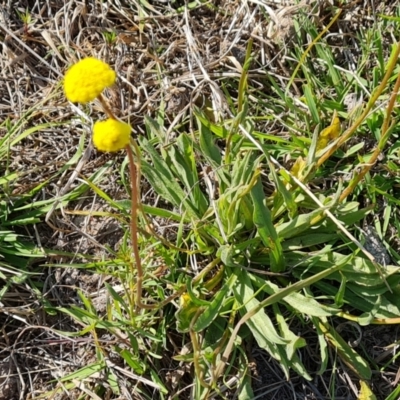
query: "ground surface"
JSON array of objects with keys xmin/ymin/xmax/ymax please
[{"xmin": 1, "ymin": 0, "xmax": 400, "ymax": 399}]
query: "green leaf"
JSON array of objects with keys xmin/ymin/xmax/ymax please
[
  {"xmin": 356, "ymin": 295, "xmax": 383, "ymax": 326},
  {"xmin": 186, "ymin": 278, "xmax": 210, "ymax": 307},
  {"xmin": 238, "ymin": 371, "xmax": 254, "ymax": 400},
  {"xmin": 233, "ymin": 269, "xmax": 288, "ymax": 346},
  {"xmin": 194, "ymin": 273, "xmax": 237, "ymax": 332},
  {"xmin": 288, "ymin": 251, "xmax": 400, "ymax": 286},
  {"xmin": 194, "ymin": 107, "xmax": 228, "ymax": 139},
  {"xmin": 118, "ymin": 348, "xmax": 145, "ymax": 374},
  {"xmin": 315, "ymin": 280, "xmax": 400, "ymax": 319},
  {"xmin": 311, "ymin": 316, "xmax": 329, "ymax": 375},
  {"xmin": 250, "ymin": 178, "xmax": 285, "ymax": 272},
  {"xmin": 106, "ymin": 370, "xmax": 120, "ymax": 395},
  {"xmin": 105, "ymin": 282, "xmax": 129, "ymax": 312},
  {"xmin": 218, "ymin": 244, "xmax": 240, "ymax": 267},
  {"xmin": 140, "ymin": 137, "xmax": 200, "ymax": 218},
  {"xmin": 273, "ymin": 304, "xmax": 307, "ymax": 359},
  {"xmin": 168, "ymin": 135, "xmax": 208, "ymax": 215},
  {"xmin": 196, "ymin": 109, "xmax": 222, "ymax": 168},
  {"xmin": 141, "ymin": 204, "xmax": 190, "ymax": 222},
  {"xmin": 175, "ymin": 295, "xmax": 201, "ymax": 333},
  {"xmin": 303, "ymin": 84, "xmax": 320, "ymax": 123},
  {"xmin": 178, "ymin": 134, "xmax": 208, "ymax": 214},
  {"xmin": 317, "ymin": 319, "xmax": 371, "ymax": 380},
  {"xmin": 282, "ymin": 233, "xmax": 337, "ymax": 250},
  {"xmin": 277, "ymin": 209, "xmax": 325, "ymax": 240},
  {"xmin": 250, "ymin": 273, "xmax": 338, "ymax": 317},
  {"xmin": 335, "ymin": 272, "xmax": 346, "ymax": 308},
  {"xmin": 10, "ymin": 122, "xmax": 64, "ymax": 148},
  {"xmin": 149, "ymin": 369, "xmax": 169, "ymax": 394},
  {"xmin": 59, "ymin": 361, "xmax": 105, "ymax": 381}
]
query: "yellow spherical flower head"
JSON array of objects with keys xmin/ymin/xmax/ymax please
[
  {"xmin": 64, "ymin": 57, "xmax": 116, "ymax": 103},
  {"xmin": 93, "ymin": 119, "xmax": 131, "ymax": 152}
]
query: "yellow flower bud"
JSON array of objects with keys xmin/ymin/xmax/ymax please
[
  {"xmin": 64, "ymin": 57, "xmax": 116, "ymax": 103},
  {"xmin": 92, "ymin": 119, "xmax": 131, "ymax": 152}
]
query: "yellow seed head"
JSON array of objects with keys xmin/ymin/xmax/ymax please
[
  {"xmin": 64, "ymin": 57, "xmax": 116, "ymax": 103},
  {"xmin": 93, "ymin": 119, "xmax": 131, "ymax": 152}
]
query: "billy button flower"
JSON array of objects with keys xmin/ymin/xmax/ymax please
[
  {"xmin": 64, "ymin": 57, "xmax": 116, "ymax": 103},
  {"xmin": 63, "ymin": 58, "xmax": 149, "ymax": 311},
  {"xmin": 92, "ymin": 119, "xmax": 131, "ymax": 152}
]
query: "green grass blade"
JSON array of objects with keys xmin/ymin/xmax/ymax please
[{"xmin": 250, "ymin": 177, "xmax": 284, "ymax": 272}]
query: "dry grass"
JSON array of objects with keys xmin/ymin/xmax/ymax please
[{"xmin": 1, "ymin": 0, "xmax": 400, "ymax": 399}]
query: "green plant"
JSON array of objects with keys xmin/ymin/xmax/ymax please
[{"xmin": 29, "ymin": 6, "xmax": 400, "ymax": 399}]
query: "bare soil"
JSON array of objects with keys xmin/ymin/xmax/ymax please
[{"xmin": 1, "ymin": 0, "xmax": 400, "ymax": 399}]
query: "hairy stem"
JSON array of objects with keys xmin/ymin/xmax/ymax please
[{"xmin": 126, "ymin": 142, "xmax": 157, "ymax": 311}]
